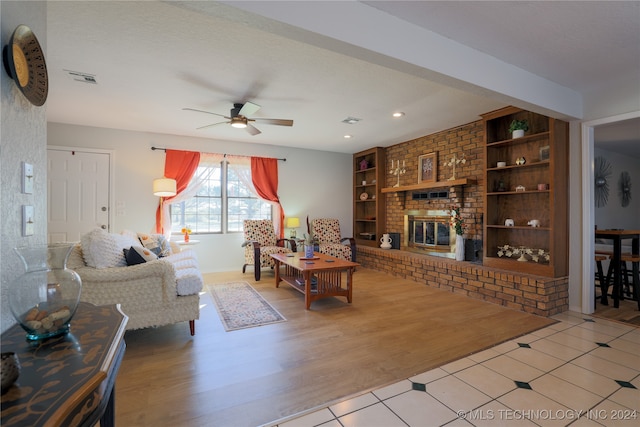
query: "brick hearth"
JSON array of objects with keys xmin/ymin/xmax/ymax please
[{"xmin": 356, "ymin": 246, "xmax": 568, "ymax": 317}]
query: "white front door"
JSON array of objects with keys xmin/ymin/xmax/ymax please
[{"xmin": 47, "ymin": 147, "xmax": 111, "ymax": 243}]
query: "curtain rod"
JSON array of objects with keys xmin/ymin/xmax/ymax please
[{"xmin": 151, "ymin": 146, "xmax": 286, "ymax": 161}]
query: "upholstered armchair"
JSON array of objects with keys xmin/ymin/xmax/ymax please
[
  {"xmin": 310, "ymin": 218, "xmax": 356, "ymax": 262},
  {"xmin": 242, "ymin": 219, "xmax": 296, "ymax": 281}
]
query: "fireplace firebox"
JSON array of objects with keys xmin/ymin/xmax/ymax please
[{"xmin": 403, "ymin": 210, "xmax": 455, "ymax": 258}]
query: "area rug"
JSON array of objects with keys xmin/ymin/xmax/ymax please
[{"xmin": 207, "ymin": 282, "xmax": 286, "ymax": 331}]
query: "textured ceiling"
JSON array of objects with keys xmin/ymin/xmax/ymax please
[{"xmin": 44, "ymin": 1, "xmax": 639, "ymax": 155}]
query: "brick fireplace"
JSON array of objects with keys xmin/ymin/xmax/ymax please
[{"xmin": 354, "ymin": 119, "xmax": 568, "ymax": 317}]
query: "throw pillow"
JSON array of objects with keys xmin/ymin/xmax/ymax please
[
  {"xmin": 137, "ymin": 233, "xmax": 172, "ymax": 257},
  {"xmin": 81, "ymin": 228, "xmax": 140, "ymax": 269},
  {"xmin": 123, "ymin": 245, "xmax": 158, "ymax": 266}
]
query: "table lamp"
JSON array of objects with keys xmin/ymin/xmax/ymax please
[{"xmin": 286, "ymin": 217, "xmax": 300, "ymax": 238}]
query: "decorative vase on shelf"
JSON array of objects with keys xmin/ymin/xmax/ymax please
[
  {"xmin": 455, "ymin": 235, "xmax": 465, "ymax": 261},
  {"xmin": 512, "ymin": 129, "xmax": 525, "ymax": 139},
  {"xmin": 380, "ymin": 233, "xmax": 392, "ymax": 249},
  {"xmin": 184, "ymin": 233, "xmax": 190, "ymax": 243},
  {"xmin": 9, "ymin": 243, "xmax": 82, "ymax": 341}
]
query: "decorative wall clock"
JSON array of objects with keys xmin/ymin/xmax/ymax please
[
  {"xmin": 2, "ymin": 25, "xmax": 48, "ymax": 106},
  {"xmin": 618, "ymin": 171, "xmax": 632, "ymax": 207},
  {"xmin": 594, "ymin": 156, "xmax": 612, "ymax": 208}
]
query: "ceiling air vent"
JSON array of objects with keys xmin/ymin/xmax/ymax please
[
  {"xmin": 342, "ymin": 116, "xmax": 362, "ymax": 124},
  {"xmin": 65, "ymin": 70, "xmax": 97, "ymax": 84}
]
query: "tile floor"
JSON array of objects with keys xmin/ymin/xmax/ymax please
[{"xmin": 275, "ymin": 311, "xmax": 639, "ymax": 427}]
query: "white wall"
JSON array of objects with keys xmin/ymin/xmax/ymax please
[
  {"xmin": 594, "ymin": 147, "xmax": 640, "ymax": 230},
  {"xmin": 1, "ymin": 1, "xmax": 48, "ymax": 333},
  {"xmin": 47, "ymin": 123, "xmax": 353, "ymax": 273},
  {"xmin": 567, "ymin": 66, "xmax": 640, "ymax": 313}
]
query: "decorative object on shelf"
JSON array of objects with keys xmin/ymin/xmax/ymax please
[
  {"xmin": 2, "ymin": 25, "xmax": 49, "ymax": 106},
  {"xmin": 527, "ymin": 219, "xmax": 540, "ymax": 227},
  {"xmin": 515, "ymin": 157, "xmax": 526, "ymax": 165},
  {"xmin": 380, "ymin": 233, "xmax": 392, "ymax": 249},
  {"xmin": 504, "ymin": 218, "xmax": 515, "ymax": 227},
  {"xmin": 508, "ymin": 119, "xmax": 529, "ymax": 139},
  {"xmin": 594, "ymin": 156, "xmax": 612, "ymax": 207},
  {"xmin": 445, "ymin": 152, "xmax": 466, "ymax": 181},
  {"xmin": 539, "ymin": 145, "xmax": 550, "ymax": 161},
  {"xmin": 537, "ymin": 183, "xmax": 549, "ymax": 191},
  {"xmin": 497, "ymin": 161, "xmax": 506, "ymax": 168},
  {"xmin": 359, "ymin": 192, "xmax": 369, "ymax": 200},
  {"xmin": 389, "ymin": 159, "xmax": 406, "ymax": 187},
  {"xmin": 9, "ymin": 243, "xmax": 82, "ymax": 341},
  {"xmin": 181, "ymin": 226, "xmax": 192, "ymax": 242},
  {"xmin": 362, "ymin": 180, "xmax": 366, "ymax": 185},
  {"xmin": 496, "ymin": 179, "xmax": 507, "ymax": 192},
  {"xmin": 418, "ymin": 152, "xmax": 437, "ymax": 184},
  {"xmin": 1, "ymin": 352, "xmax": 20, "ymax": 394},
  {"xmin": 516, "ymin": 185, "xmax": 526, "ymax": 192},
  {"xmin": 497, "ymin": 244, "xmax": 550, "ymax": 263},
  {"xmin": 286, "ymin": 217, "xmax": 300, "ymax": 238},
  {"xmin": 618, "ymin": 171, "xmax": 632, "ymax": 207},
  {"xmin": 359, "ymin": 159, "xmax": 369, "ymax": 170}
]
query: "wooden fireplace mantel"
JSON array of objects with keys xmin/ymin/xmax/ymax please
[{"xmin": 381, "ymin": 178, "xmax": 475, "ymax": 194}]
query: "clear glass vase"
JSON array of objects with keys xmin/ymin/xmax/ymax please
[{"xmin": 10, "ymin": 243, "xmax": 82, "ymax": 341}]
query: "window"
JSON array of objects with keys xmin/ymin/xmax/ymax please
[{"xmin": 169, "ymin": 158, "xmax": 272, "ymax": 234}]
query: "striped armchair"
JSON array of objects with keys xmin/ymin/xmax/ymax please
[
  {"xmin": 310, "ymin": 218, "xmax": 356, "ymax": 262},
  {"xmin": 242, "ymin": 219, "xmax": 296, "ymax": 281}
]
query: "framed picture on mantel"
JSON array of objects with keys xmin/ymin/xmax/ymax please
[{"xmin": 418, "ymin": 152, "xmax": 437, "ymax": 183}]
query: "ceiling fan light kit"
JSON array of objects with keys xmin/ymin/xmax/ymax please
[{"xmin": 184, "ymin": 101, "xmax": 293, "ymax": 136}]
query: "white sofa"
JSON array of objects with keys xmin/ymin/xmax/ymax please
[{"xmin": 67, "ymin": 229, "xmax": 203, "ymax": 335}]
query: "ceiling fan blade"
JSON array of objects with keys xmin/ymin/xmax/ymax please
[
  {"xmin": 253, "ymin": 118, "xmax": 294, "ymax": 127},
  {"xmin": 246, "ymin": 124, "xmax": 261, "ymax": 136},
  {"xmin": 239, "ymin": 101, "xmax": 261, "ymax": 117},
  {"xmin": 183, "ymin": 108, "xmax": 230, "ymax": 119},
  {"xmin": 196, "ymin": 121, "xmax": 228, "ymax": 130}
]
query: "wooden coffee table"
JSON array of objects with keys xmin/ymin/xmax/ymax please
[{"xmin": 270, "ymin": 252, "xmax": 359, "ymax": 309}]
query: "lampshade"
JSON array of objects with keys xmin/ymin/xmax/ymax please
[
  {"xmin": 153, "ymin": 178, "xmax": 177, "ymax": 197},
  {"xmin": 286, "ymin": 217, "xmax": 300, "ymax": 228}
]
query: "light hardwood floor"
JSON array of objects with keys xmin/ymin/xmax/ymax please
[{"xmin": 115, "ymin": 268, "xmax": 556, "ymax": 427}]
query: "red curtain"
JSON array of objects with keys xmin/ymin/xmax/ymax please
[
  {"xmin": 251, "ymin": 157, "xmax": 285, "ymax": 238},
  {"xmin": 155, "ymin": 150, "xmax": 200, "ymax": 233}
]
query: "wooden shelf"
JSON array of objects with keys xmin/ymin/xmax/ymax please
[
  {"xmin": 381, "ymin": 178, "xmax": 475, "ymax": 194},
  {"xmin": 354, "ymin": 147, "xmax": 386, "ymax": 247}
]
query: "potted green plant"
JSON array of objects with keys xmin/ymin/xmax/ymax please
[{"xmin": 508, "ymin": 119, "xmax": 529, "ymax": 139}]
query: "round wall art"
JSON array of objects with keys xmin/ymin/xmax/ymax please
[
  {"xmin": 2, "ymin": 25, "xmax": 48, "ymax": 106},
  {"xmin": 618, "ymin": 171, "xmax": 632, "ymax": 207},
  {"xmin": 594, "ymin": 156, "xmax": 612, "ymax": 208}
]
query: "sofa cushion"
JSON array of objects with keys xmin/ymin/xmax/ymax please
[
  {"xmin": 137, "ymin": 233, "xmax": 172, "ymax": 257},
  {"xmin": 81, "ymin": 228, "xmax": 140, "ymax": 269},
  {"xmin": 123, "ymin": 245, "xmax": 158, "ymax": 266}
]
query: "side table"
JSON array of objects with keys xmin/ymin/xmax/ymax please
[{"xmin": 1, "ymin": 302, "xmax": 128, "ymax": 427}]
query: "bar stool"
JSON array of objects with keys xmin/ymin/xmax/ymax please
[
  {"xmin": 595, "ymin": 254, "xmax": 609, "ymax": 305},
  {"xmin": 621, "ymin": 254, "xmax": 640, "ymax": 307}
]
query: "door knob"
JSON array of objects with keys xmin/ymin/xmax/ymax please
[
  {"xmin": 101, "ymin": 206, "xmax": 107, "ymax": 211},
  {"xmin": 101, "ymin": 225, "xmax": 107, "ymax": 230}
]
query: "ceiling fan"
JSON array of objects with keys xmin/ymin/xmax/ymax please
[{"xmin": 183, "ymin": 101, "xmax": 293, "ymax": 136}]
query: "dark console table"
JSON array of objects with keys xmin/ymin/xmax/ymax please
[{"xmin": 1, "ymin": 302, "xmax": 128, "ymax": 426}]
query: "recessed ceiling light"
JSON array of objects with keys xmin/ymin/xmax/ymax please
[
  {"xmin": 393, "ymin": 112, "xmax": 405, "ymax": 118},
  {"xmin": 344, "ymin": 134, "xmax": 353, "ymax": 139}
]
